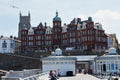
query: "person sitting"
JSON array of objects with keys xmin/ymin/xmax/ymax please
[
  {"xmin": 49, "ymin": 70, "xmax": 57, "ymax": 80},
  {"xmin": 49, "ymin": 70, "xmax": 53, "ymax": 79}
]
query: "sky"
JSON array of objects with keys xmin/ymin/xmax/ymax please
[{"xmin": 0, "ymin": 0, "xmax": 120, "ymax": 42}]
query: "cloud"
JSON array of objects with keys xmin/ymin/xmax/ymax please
[
  {"xmin": 93, "ymin": 10, "xmax": 120, "ymax": 20},
  {"xmin": 92, "ymin": 10, "xmax": 120, "ymax": 42}
]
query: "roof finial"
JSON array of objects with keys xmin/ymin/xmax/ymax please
[
  {"xmin": 28, "ymin": 11, "xmax": 30, "ymax": 17},
  {"xmin": 56, "ymin": 10, "xmax": 58, "ymax": 17},
  {"xmin": 19, "ymin": 11, "xmax": 22, "ymax": 17}
]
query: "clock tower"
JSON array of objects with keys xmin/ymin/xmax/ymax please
[{"xmin": 18, "ymin": 12, "xmax": 31, "ymax": 39}]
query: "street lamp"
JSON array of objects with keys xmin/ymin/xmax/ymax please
[{"xmin": 100, "ymin": 61, "xmax": 102, "ymax": 79}]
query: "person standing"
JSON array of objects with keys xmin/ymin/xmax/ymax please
[
  {"xmin": 57, "ymin": 69, "xmax": 61, "ymax": 77},
  {"xmin": 117, "ymin": 69, "xmax": 120, "ymax": 77},
  {"xmin": 53, "ymin": 70, "xmax": 57, "ymax": 80}
]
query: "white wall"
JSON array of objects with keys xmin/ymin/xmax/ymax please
[
  {"xmin": 0, "ymin": 38, "xmax": 15, "ymax": 53},
  {"xmin": 42, "ymin": 60, "xmax": 76, "ymax": 76},
  {"xmin": 2, "ymin": 69, "xmax": 41, "ymax": 80}
]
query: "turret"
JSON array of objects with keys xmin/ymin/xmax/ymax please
[
  {"xmin": 53, "ymin": 11, "xmax": 61, "ymax": 21},
  {"xmin": 88, "ymin": 16, "xmax": 92, "ymax": 21},
  {"xmin": 53, "ymin": 11, "xmax": 61, "ymax": 27}
]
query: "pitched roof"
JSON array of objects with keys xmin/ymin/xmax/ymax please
[{"xmin": 37, "ymin": 22, "xmax": 43, "ymax": 28}]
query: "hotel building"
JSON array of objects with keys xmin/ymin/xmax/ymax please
[{"xmin": 19, "ymin": 12, "xmax": 108, "ymax": 53}]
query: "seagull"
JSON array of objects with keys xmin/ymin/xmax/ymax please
[{"xmin": 10, "ymin": 5, "xmax": 19, "ymax": 9}]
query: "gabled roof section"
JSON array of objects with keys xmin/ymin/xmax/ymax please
[
  {"xmin": 70, "ymin": 18, "xmax": 77, "ymax": 24},
  {"xmin": 37, "ymin": 22, "xmax": 43, "ymax": 28},
  {"xmin": 45, "ymin": 26, "xmax": 52, "ymax": 34},
  {"xmin": 70, "ymin": 18, "xmax": 81, "ymax": 24},
  {"xmin": 62, "ymin": 24, "xmax": 68, "ymax": 33}
]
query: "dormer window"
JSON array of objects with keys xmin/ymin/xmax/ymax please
[
  {"xmin": 28, "ymin": 27, "xmax": 34, "ymax": 35},
  {"xmin": 77, "ymin": 23, "xmax": 81, "ymax": 30},
  {"xmin": 45, "ymin": 27, "xmax": 52, "ymax": 34},
  {"xmin": 82, "ymin": 22, "xmax": 87, "ymax": 29}
]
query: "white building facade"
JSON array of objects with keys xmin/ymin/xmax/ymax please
[
  {"xmin": 42, "ymin": 48, "xmax": 77, "ymax": 76},
  {"xmin": 0, "ymin": 36, "xmax": 20, "ymax": 54},
  {"xmin": 94, "ymin": 47, "xmax": 120, "ymax": 75}
]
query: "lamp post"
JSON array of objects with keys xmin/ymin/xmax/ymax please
[
  {"xmin": 116, "ymin": 54, "xmax": 119, "ymax": 77},
  {"xmin": 100, "ymin": 61, "xmax": 102, "ymax": 79},
  {"xmin": 40, "ymin": 55, "xmax": 43, "ymax": 72}
]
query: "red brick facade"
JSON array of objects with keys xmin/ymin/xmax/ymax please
[{"xmin": 19, "ymin": 12, "xmax": 108, "ymax": 52}]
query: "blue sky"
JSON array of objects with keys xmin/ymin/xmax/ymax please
[{"xmin": 0, "ymin": 0, "xmax": 120, "ymax": 42}]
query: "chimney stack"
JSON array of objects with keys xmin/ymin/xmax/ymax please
[
  {"xmin": 10, "ymin": 35, "xmax": 13, "ymax": 38},
  {"xmin": 0, "ymin": 35, "xmax": 3, "ymax": 38},
  {"xmin": 45, "ymin": 22, "xmax": 47, "ymax": 27}
]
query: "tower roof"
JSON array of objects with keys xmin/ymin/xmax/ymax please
[
  {"xmin": 53, "ymin": 11, "xmax": 61, "ymax": 21},
  {"xmin": 88, "ymin": 16, "xmax": 92, "ymax": 21}
]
